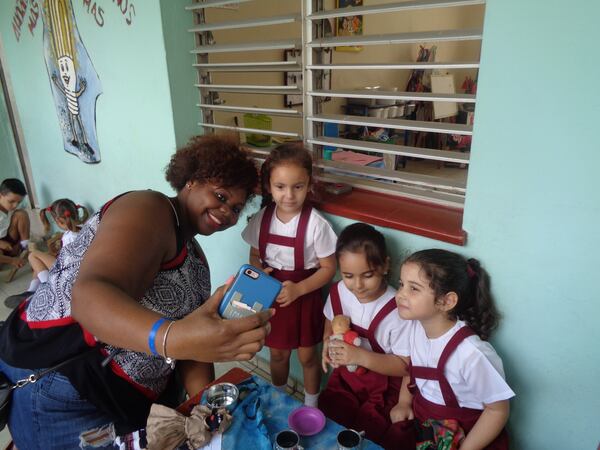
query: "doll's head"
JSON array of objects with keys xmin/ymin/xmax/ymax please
[{"xmin": 331, "ymin": 315, "xmax": 351, "ymax": 334}]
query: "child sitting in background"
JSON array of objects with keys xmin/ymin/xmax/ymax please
[
  {"xmin": 319, "ymin": 223, "xmax": 414, "ymax": 450},
  {"xmin": 392, "ymin": 249, "xmax": 514, "ymax": 450},
  {"xmin": 0, "ymin": 178, "xmax": 30, "ymax": 269},
  {"xmin": 4, "ymin": 199, "xmax": 89, "ymax": 308},
  {"xmin": 242, "ymin": 143, "xmax": 337, "ymax": 407}
]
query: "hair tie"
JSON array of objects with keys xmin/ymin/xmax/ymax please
[
  {"xmin": 45, "ymin": 207, "xmax": 52, "ymax": 212},
  {"xmin": 466, "ymin": 263, "xmax": 477, "ymax": 279},
  {"xmin": 63, "ymin": 210, "xmax": 71, "ymax": 217},
  {"xmin": 76, "ymin": 204, "xmax": 82, "ymax": 208}
]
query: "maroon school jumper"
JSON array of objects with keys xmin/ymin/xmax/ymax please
[
  {"xmin": 410, "ymin": 326, "xmax": 510, "ymax": 449},
  {"xmin": 259, "ymin": 203, "xmax": 324, "ymax": 349},
  {"xmin": 319, "ymin": 282, "xmax": 415, "ymax": 450}
]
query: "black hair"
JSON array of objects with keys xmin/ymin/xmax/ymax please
[
  {"xmin": 259, "ymin": 142, "xmax": 313, "ymax": 209},
  {"xmin": 336, "ymin": 222, "xmax": 388, "ymax": 271},
  {"xmin": 403, "ymin": 249, "xmax": 500, "ymax": 340},
  {"xmin": 0, "ymin": 179, "xmax": 27, "ymax": 196}
]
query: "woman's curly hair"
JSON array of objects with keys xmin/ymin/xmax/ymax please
[{"xmin": 165, "ymin": 135, "xmax": 258, "ymax": 200}]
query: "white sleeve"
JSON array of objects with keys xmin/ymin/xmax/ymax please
[
  {"xmin": 312, "ymin": 214, "xmax": 337, "ymax": 259},
  {"xmin": 323, "ymin": 293, "xmax": 334, "ymax": 321},
  {"xmin": 241, "ymin": 209, "xmax": 264, "ymax": 249},
  {"xmin": 382, "ymin": 317, "xmax": 412, "ymax": 357},
  {"xmin": 460, "ymin": 342, "xmax": 516, "ymax": 405}
]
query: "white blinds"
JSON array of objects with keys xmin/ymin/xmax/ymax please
[{"xmin": 188, "ymin": 0, "xmax": 485, "ymax": 208}]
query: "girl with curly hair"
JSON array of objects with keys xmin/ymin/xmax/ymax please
[{"xmin": 391, "ymin": 249, "xmax": 514, "ymax": 450}]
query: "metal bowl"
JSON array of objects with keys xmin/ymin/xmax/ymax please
[{"xmin": 206, "ymin": 382, "xmax": 239, "ymax": 410}]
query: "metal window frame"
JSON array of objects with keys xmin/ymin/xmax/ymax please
[{"xmin": 187, "ymin": 0, "xmax": 484, "ymax": 209}]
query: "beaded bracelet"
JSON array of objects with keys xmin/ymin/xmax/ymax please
[{"xmin": 148, "ymin": 317, "xmax": 168, "ymax": 356}]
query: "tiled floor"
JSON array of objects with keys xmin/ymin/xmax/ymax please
[{"xmin": 0, "ymin": 264, "xmax": 301, "ymax": 448}]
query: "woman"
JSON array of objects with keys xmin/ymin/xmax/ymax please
[{"xmin": 0, "ymin": 135, "xmax": 273, "ymax": 449}]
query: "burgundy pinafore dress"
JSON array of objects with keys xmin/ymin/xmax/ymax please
[
  {"xmin": 319, "ymin": 282, "xmax": 415, "ymax": 450},
  {"xmin": 410, "ymin": 326, "xmax": 510, "ymax": 449},
  {"xmin": 259, "ymin": 203, "xmax": 324, "ymax": 349}
]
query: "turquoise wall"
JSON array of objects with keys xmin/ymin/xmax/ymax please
[
  {"xmin": 159, "ymin": 0, "xmax": 199, "ymax": 148},
  {"xmin": 0, "ymin": 1, "xmax": 177, "ymax": 210},
  {"xmin": 1, "ymin": 1, "xmax": 598, "ymax": 449},
  {"xmin": 0, "ymin": 82, "xmax": 22, "ymax": 183}
]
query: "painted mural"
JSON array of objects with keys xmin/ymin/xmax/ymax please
[{"xmin": 42, "ymin": 0, "xmax": 102, "ymax": 164}]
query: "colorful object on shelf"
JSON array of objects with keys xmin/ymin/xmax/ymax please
[{"xmin": 243, "ymin": 113, "xmax": 272, "ymax": 147}]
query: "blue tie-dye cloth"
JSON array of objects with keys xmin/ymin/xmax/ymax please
[{"xmin": 197, "ymin": 375, "xmax": 383, "ymax": 449}]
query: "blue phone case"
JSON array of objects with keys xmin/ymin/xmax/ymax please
[{"xmin": 219, "ymin": 264, "xmax": 282, "ymax": 319}]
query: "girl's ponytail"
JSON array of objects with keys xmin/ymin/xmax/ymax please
[
  {"xmin": 460, "ymin": 258, "xmax": 499, "ymax": 341},
  {"xmin": 76, "ymin": 204, "xmax": 90, "ymax": 226},
  {"xmin": 39, "ymin": 207, "xmax": 53, "ymax": 235}
]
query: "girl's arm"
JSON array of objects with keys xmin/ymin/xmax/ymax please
[
  {"xmin": 249, "ymin": 246, "xmax": 262, "ymax": 269},
  {"xmin": 178, "ymin": 360, "xmax": 215, "ymax": 398},
  {"xmin": 390, "ymin": 373, "xmax": 414, "ymax": 422},
  {"xmin": 321, "ymin": 319, "xmax": 334, "ymax": 372},
  {"xmin": 459, "ymin": 400, "xmax": 509, "ymax": 450},
  {"xmin": 277, "ymin": 254, "xmax": 336, "ymax": 307},
  {"xmin": 329, "ymin": 340, "xmax": 408, "ymax": 376}
]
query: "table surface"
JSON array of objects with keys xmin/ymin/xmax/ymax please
[{"xmin": 178, "ymin": 368, "xmax": 382, "ymax": 450}]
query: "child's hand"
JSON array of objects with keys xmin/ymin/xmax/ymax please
[
  {"xmin": 321, "ymin": 338, "xmax": 336, "ymax": 372},
  {"xmin": 276, "ymin": 281, "xmax": 301, "ymax": 307},
  {"xmin": 0, "ymin": 240, "xmax": 12, "ymax": 252},
  {"xmin": 8, "ymin": 256, "xmax": 26, "ymax": 268},
  {"xmin": 389, "ymin": 401, "xmax": 414, "ymax": 422},
  {"xmin": 328, "ymin": 340, "xmax": 361, "ymax": 367}
]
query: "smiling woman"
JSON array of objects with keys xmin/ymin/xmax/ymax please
[{"xmin": 0, "ymin": 135, "xmax": 273, "ymax": 449}]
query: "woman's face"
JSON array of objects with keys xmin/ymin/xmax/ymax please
[{"xmin": 185, "ymin": 181, "xmax": 247, "ymax": 236}]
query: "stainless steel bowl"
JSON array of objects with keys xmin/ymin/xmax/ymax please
[{"xmin": 206, "ymin": 382, "xmax": 239, "ymax": 410}]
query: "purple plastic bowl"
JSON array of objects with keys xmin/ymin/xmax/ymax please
[{"xmin": 288, "ymin": 406, "xmax": 326, "ymax": 436}]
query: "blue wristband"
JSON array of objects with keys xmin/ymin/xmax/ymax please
[{"xmin": 148, "ymin": 318, "xmax": 168, "ymax": 356}]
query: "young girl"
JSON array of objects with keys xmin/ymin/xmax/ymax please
[
  {"xmin": 5, "ymin": 199, "xmax": 89, "ymax": 307},
  {"xmin": 319, "ymin": 222, "xmax": 414, "ymax": 449},
  {"xmin": 392, "ymin": 249, "xmax": 515, "ymax": 450},
  {"xmin": 242, "ymin": 143, "xmax": 337, "ymax": 407}
]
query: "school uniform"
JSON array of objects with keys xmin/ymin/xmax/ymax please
[
  {"xmin": 319, "ymin": 281, "xmax": 415, "ymax": 449},
  {"xmin": 242, "ymin": 203, "xmax": 336, "ymax": 349},
  {"xmin": 409, "ymin": 320, "xmax": 515, "ymax": 449}
]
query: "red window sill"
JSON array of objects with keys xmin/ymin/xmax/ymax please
[{"xmin": 312, "ymin": 187, "xmax": 466, "ymax": 246}]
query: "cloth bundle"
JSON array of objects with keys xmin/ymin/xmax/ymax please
[
  {"xmin": 146, "ymin": 404, "xmax": 232, "ymax": 450},
  {"xmin": 416, "ymin": 418, "xmax": 466, "ymax": 450}
]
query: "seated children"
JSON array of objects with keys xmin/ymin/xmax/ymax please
[
  {"xmin": 392, "ymin": 249, "xmax": 515, "ymax": 450},
  {"xmin": 5, "ymin": 198, "xmax": 89, "ymax": 308},
  {"xmin": 0, "ymin": 178, "xmax": 29, "ymax": 269},
  {"xmin": 319, "ymin": 223, "xmax": 414, "ymax": 449}
]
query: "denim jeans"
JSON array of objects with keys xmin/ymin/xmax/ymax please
[{"xmin": 0, "ymin": 358, "xmax": 116, "ymax": 449}]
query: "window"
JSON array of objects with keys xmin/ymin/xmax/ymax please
[{"xmin": 187, "ymin": 0, "xmax": 484, "ymax": 211}]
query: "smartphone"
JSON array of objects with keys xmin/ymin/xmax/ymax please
[{"xmin": 218, "ymin": 264, "xmax": 282, "ymax": 319}]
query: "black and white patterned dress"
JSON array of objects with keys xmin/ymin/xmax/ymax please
[{"xmin": 0, "ymin": 193, "xmax": 211, "ymax": 434}]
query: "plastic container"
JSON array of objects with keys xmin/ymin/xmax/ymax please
[{"xmin": 243, "ymin": 113, "xmax": 272, "ymax": 147}]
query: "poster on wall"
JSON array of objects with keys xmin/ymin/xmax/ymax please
[
  {"xmin": 336, "ymin": 0, "xmax": 363, "ymax": 52},
  {"xmin": 42, "ymin": 0, "xmax": 102, "ymax": 164}
]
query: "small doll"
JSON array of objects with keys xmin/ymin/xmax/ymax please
[{"xmin": 329, "ymin": 315, "xmax": 366, "ymax": 375}]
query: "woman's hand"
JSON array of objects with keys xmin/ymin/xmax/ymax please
[
  {"xmin": 276, "ymin": 281, "xmax": 302, "ymax": 307},
  {"xmin": 173, "ymin": 283, "xmax": 274, "ymax": 362},
  {"xmin": 328, "ymin": 339, "xmax": 362, "ymax": 367},
  {"xmin": 389, "ymin": 401, "xmax": 414, "ymax": 422}
]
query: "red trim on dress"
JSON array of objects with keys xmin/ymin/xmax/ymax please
[{"xmin": 160, "ymin": 245, "xmax": 188, "ymax": 270}]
